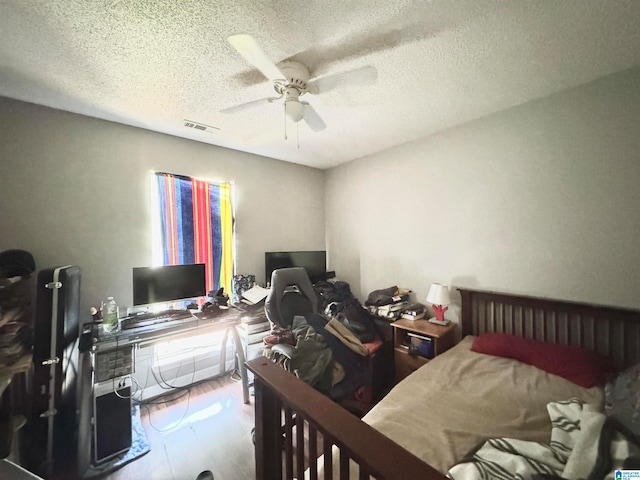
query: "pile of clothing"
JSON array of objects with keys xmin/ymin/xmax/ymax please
[
  {"xmin": 264, "ymin": 281, "xmax": 380, "ymax": 400},
  {"xmin": 0, "ymin": 249, "xmax": 35, "ymax": 367},
  {"xmin": 364, "ymin": 285, "xmax": 412, "ymax": 320}
]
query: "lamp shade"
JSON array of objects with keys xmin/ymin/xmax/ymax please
[
  {"xmin": 285, "ymin": 99, "xmax": 305, "ymax": 122},
  {"xmin": 426, "ymin": 283, "xmax": 450, "ymax": 306}
]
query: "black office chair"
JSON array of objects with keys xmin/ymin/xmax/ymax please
[
  {"xmin": 263, "ymin": 267, "xmax": 320, "ymax": 369},
  {"xmin": 249, "ymin": 268, "xmax": 321, "ymax": 444},
  {"xmin": 263, "ymin": 268, "xmax": 389, "ymax": 418}
]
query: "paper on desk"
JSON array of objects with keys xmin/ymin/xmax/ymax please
[{"xmin": 241, "ymin": 285, "xmax": 270, "ymax": 304}]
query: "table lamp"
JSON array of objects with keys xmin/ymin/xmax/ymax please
[{"xmin": 426, "ymin": 283, "xmax": 450, "ymax": 325}]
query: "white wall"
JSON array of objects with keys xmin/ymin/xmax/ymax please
[
  {"xmin": 0, "ymin": 96, "xmax": 326, "ymax": 318},
  {"xmin": 326, "ymin": 67, "xmax": 640, "ymax": 317}
]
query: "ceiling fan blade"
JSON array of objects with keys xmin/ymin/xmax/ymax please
[
  {"xmin": 227, "ymin": 34, "xmax": 283, "ymax": 81},
  {"xmin": 220, "ymin": 97, "xmax": 277, "ymax": 115},
  {"xmin": 302, "ymin": 103, "xmax": 326, "ymax": 132},
  {"xmin": 307, "ymin": 65, "xmax": 378, "ymax": 95},
  {"xmin": 232, "ymin": 4, "xmax": 439, "ymax": 89}
]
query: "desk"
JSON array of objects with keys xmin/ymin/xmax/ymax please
[
  {"xmin": 78, "ymin": 308, "xmax": 249, "ymax": 470},
  {"xmin": 78, "ymin": 309, "xmax": 252, "ymax": 473},
  {"xmin": 92, "ymin": 310, "xmax": 249, "ymax": 404}
]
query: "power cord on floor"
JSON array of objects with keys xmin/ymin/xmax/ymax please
[{"xmin": 138, "ymin": 345, "xmax": 198, "ymax": 432}]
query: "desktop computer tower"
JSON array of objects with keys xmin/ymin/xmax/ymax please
[{"xmin": 93, "ymin": 382, "xmax": 132, "ymax": 464}]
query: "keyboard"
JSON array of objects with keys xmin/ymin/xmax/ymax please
[{"xmin": 120, "ymin": 309, "xmax": 195, "ymax": 330}]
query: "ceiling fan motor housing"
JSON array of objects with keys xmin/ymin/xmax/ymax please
[
  {"xmin": 273, "ymin": 60, "xmax": 310, "ymax": 95},
  {"xmin": 272, "ymin": 61, "xmax": 310, "ymax": 122}
]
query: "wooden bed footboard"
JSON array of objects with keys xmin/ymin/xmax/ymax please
[{"xmin": 247, "ymin": 357, "xmax": 447, "ymax": 480}]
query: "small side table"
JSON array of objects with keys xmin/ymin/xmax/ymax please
[{"xmin": 390, "ymin": 319, "xmax": 455, "ymax": 383}]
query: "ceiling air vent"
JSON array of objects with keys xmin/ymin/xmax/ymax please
[{"xmin": 183, "ymin": 119, "xmax": 220, "ymax": 133}]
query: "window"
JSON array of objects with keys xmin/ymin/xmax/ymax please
[
  {"xmin": 152, "ymin": 330, "xmax": 229, "ymax": 368},
  {"xmin": 153, "ymin": 172, "xmax": 234, "ymax": 297}
]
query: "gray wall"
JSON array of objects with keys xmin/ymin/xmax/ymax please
[
  {"xmin": 325, "ymin": 67, "xmax": 640, "ymax": 318},
  {"xmin": 2, "ymin": 66, "xmax": 639, "ymax": 329},
  {"xmin": 0, "ymin": 96, "xmax": 326, "ymax": 317}
]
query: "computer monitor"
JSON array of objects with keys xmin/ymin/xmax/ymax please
[
  {"xmin": 265, "ymin": 251, "xmax": 326, "ymax": 285},
  {"xmin": 132, "ymin": 264, "xmax": 206, "ymax": 306}
]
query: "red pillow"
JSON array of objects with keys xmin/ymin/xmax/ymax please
[{"xmin": 471, "ymin": 333, "xmax": 614, "ymax": 388}]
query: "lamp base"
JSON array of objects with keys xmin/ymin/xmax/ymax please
[{"xmin": 428, "ymin": 317, "xmax": 450, "ymax": 326}]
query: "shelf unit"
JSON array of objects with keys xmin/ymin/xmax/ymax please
[
  {"xmin": 0, "ymin": 275, "xmax": 32, "ymax": 390},
  {"xmin": 0, "ymin": 275, "xmax": 33, "ymax": 461},
  {"xmin": 236, "ymin": 315, "xmax": 271, "ymax": 387}
]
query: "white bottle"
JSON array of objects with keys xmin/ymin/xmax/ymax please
[{"xmin": 102, "ymin": 296, "xmax": 120, "ymax": 333}]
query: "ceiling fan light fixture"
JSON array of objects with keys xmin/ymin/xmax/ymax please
[{"xmin": 285, "ymin": 99, "xmax": 305, "ymax": 122}]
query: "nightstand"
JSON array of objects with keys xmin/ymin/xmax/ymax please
[{"xmin": 391, "ymin": 319, "xmax": 456, "ymax": 383}]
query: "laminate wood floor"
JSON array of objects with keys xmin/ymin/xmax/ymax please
[{"xmin": 104, "ymin": 373, "xmax": 255, "ymax": 480}]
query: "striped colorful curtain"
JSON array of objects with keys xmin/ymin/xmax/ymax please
[{"xmin": 155, "ymin": 172, "xmax": 234, "ymax": 296}]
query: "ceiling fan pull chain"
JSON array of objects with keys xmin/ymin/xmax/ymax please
[
  {"xmin": 297, "ymin": 122, "xmax": 300, "ymax": 149},
  {"xmin": 283, "ymin": 103, "xmax": 287, "ymax": 140}
]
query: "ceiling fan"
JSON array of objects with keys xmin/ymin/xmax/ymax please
[{"xmin": 224, "ymin": 34, "xmax": 378, "ymax": 132}]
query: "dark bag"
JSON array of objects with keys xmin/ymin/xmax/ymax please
[
  {"xmin": 331, "ymin": 297, "xmax": 378, "ymax": 343},
  {"xmin": 0, "ymin": 249, "xmax": 35, "ymax": 278},
  {"xmin": 365, "ymin": 285, "xmax": 399, "ymax": 306},
  {"xmin": 314, "ymin": 280, "xmax": 352, "ymax": 305}
]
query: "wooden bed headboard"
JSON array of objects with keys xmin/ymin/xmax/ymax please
[{"xmin": 459, "ymin": 288, "xmax": 640, "ymax": 372}]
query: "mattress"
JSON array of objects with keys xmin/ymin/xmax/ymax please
[{"xmin": 360, "ymin": 335, "xmax": 604, "ymax": 474}]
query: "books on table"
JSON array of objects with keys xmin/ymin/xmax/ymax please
[
  {"xmin": 241, "ymin": 285, "xmax": 270, "ymax": 305},
  {"xmin": 401, "ymin": 303, "xmax": 426, "ymax": 321}
]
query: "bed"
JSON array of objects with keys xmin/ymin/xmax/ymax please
[{"xmin": 246, "ymin": 288, "xmax": 640, "ymax": 479}]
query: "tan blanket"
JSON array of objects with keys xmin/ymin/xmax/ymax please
[
  {"xmin": 360, "ymin": 336, "xmax": 603, "ymax": 474},
  {"xmin": 325, "ymin": 317, "xmax": 370, "ymax": 357}
]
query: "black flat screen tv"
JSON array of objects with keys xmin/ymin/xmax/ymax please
[
  {"xmin": 265, "ymin": 251, "xmax": 327, "ymax": 285},
  {"xmin": 132, "ymin": 263, "xmax": 206, "ymax": 306}
]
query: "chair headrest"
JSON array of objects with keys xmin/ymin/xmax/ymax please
[{"xmin": 265, "ymin": 267, "xmax": 318, "ymax": 327}]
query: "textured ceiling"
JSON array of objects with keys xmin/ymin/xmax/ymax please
[{"xmin": 0, "ymin": 1, "xmax": 639, "ymax": 169}]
